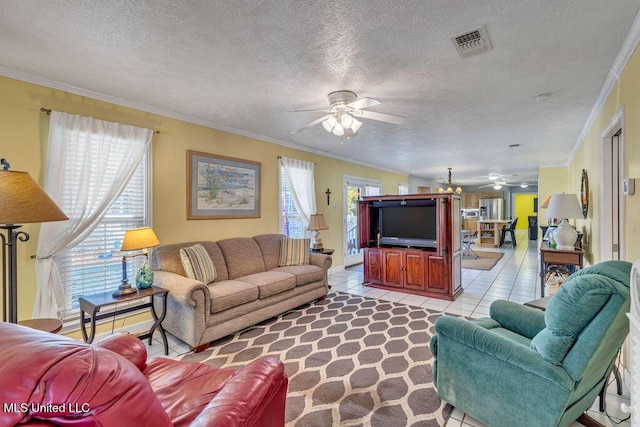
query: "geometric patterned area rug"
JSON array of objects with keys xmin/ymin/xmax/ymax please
[{"xmin": 180, "ymin": 292, "xmax": 453, "ymax": 427}]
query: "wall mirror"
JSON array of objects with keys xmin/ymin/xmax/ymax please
[{"xmin": 580, "ymin": 169, "xmax": 589, "ymax": 219}]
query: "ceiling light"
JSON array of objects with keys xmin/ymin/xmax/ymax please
[
  {"xmin": 493, "ymin": 184, "xmax": 503, "ymax": 190},
  {"xmin": 438, "ymin": 168, "xmax": 462, "ymax": 194},
  {"xmin": 520, "ymin": 183, "xmax": 529, "ymax": 188},
  {"xmin": 340, "ymin": 113, "xmax": 353, "ymax": 129},
  {"xmin": 322, "ymin": 116, "xmax": 337, "ymax": 132},
  {"xmin": 332, "ymin": 122, "xmax": 344, "ymax": 136},
  {"xmin": 350, "ymin": 118, "xmax": 362, "ymax": 133},
  {"xmin": 488, "ymin": 174, "xmax": 500, "ymax": 181}
]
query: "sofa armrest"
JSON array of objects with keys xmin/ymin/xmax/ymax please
[
  {"xmin": 95, "ymin": 333, "xmax": 148, "ymax": 371},
  {"xmin": 309, "ymin": 252, "xmax": 332, "ymax": 270},
  {"xmin": 434, "ymin": 315, "xmax": 572, "ymax": 388},
  {"xmin": 190, "ymin": 357, "xmax": 288, "ymax": 427},
  {"xmin": 489, "ymin": 300, "xmax": 546, "ymax": 339},
  {"xmin": 153, "ymin": 270, "xmax": 210, "ymax": 308}
]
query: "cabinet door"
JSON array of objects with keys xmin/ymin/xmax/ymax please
[
  {"xmin": 427, "ymin": 255, "xmax": 449, "ymax": 294},
  {"xmin": 404, "ymin": 251, "xmax": 426, "ymax": 290},
  {"xmin": 358, "ymin": 201, "xmax": 371, "ymax": 248},
  {"xmin": 383, "ymin": 250, "xmax": 404, "ymax": 288},
  {"xmin": 364, "ymin": 248, "xmax": 383, "ymax": 284}
]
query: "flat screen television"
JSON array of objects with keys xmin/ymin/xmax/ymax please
[{"xmin": 378, "ymin": 201, "xmax": 437, "ymax": 248}]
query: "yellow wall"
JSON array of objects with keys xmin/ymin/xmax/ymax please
[
  {"xmin": 537, "ymin": 166, "xmax": 569, "ymax": 240},
  {"xmin": 538, "ymin": 43, "xmax": 640, "ymax": 265},
  {"xmin": 513, "ymin": 194, "xmax": 537, "ymax": 230},
  {"xmin": 0, "ymin": 75, "xmax": 406, "ymax": 325}
]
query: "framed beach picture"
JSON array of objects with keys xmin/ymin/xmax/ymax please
[{"xmin": 187, "ymin": 150, "xmax": 261, "ymax": 219}]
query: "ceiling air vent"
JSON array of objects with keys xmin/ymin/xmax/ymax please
[{"xmin": 451, "ymin": 26, "xmax": 492, "ymax": 58}]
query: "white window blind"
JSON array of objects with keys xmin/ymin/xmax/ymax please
[
  {"xmin": 57, "ymin": 155, "xmax": 149, "ymax": 318},
  {"xmin": 280, "ymin": 165, "xmax": 305, "ymax": 238}
]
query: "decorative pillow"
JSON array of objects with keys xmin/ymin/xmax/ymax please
[
  {"xmin": 278, "ymin": 237, "xmax": 310, "ymax": 266},
  {"xmin": 179, "ymin": 244, "xmax": 217, "ymax": 284}
]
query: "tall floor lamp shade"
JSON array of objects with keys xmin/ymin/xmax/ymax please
[{"xmin": 0, "ymin": 159, "xmax": 68, "ymax": 323}]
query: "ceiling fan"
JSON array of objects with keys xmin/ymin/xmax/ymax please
[
  {"xmin": 291, "ymin": 90, "xmax": 405, "ymax": 137},
  {"xmin": 479, "ymin": 180, "xmax": 518, "ymax": 190}
]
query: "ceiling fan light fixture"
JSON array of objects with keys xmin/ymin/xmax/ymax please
[
  {"xmin": 332, "ymin": 122, "xmax": 344, "ymax": 136},
  {"xmin": 322, "ymin": 116, "xmax": 337, "ymax": 132},
  {"xmin": 340, "ymin": 113, "xmax": 353, "ymax": 129},
  {"xmin": 351, "ymin": 118, "xmax": 362, "ymax": 133}
]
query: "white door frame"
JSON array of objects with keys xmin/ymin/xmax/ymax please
[
  {"xmin": 343, "ymin": 175, "xmax": 382, "ymax": 267},
  {"xmin": 600, "ymin": 106, "xmax": 626, "ymax": 261}
]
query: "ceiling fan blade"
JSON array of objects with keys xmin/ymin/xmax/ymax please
[
  {"xmin": 346, "ymin": 97, "xmax": 381, "ymax": 110},
  {"xmin": 356, "ymin": 110, "xmax": 406, "ymax": 125},
  {"xmin": 291, "ymin": 114, "xmax": 333, "ymax": 135},
  {"xmin": 290, "ymin": 108, "xmax": 332, "ymax": 113}
]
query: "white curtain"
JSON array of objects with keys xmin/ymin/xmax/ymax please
[
  {"xmin": 33, "ymin": 112, "xmax": 153, "ymax": 318},
  {"xmin": 279, "ymin": 157, "xmax": 317, "ymax": 229}
]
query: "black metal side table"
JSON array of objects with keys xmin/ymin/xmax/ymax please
[{"xmin": 79, "ymin": 285, "xmax": 169, "ymax": 355}]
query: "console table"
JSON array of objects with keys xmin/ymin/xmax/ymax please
[
  {"xmin": 79, "ymin": 285, "xmax": 169, "ymax": 355},
  {"xmin": 539, "ymin": 244, "xmax": 584, "ymax": 297}
]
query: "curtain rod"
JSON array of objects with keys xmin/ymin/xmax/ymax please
[
  {"xmin": 40, "ymin": 108, "xmax": 160, "ymax": 134},
  {"xmin": 277, "ymin": 156, "xmax": 316, "ymax": 165}
]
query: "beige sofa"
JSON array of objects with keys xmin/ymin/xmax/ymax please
[{"xmin": 150, "ymin": 234, "xmax": 331, "ymax": 352}]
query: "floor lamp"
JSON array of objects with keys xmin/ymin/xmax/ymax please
[{"xmin": 0, "ymin": 159, "xmax": 68, "ymax": 323}]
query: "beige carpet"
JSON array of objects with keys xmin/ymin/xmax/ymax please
[
  {"xmin": 180, "ymin": 292, "xmax": 453, "ymax": 427},
  {"xmin": 461, "ymin": 251, "xmax": 504, "ymax": 270}
]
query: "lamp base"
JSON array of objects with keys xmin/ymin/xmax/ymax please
[
  {"xmin": 112, "ymin": 284, "xmax": 137, "ymax": 297},
  {"xmin": 553, "ymin": 219, "xmax": 578, "ymax": 250}
]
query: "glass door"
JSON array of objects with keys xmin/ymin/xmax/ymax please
[{"xmin": 344, "ymin": 177, "xmax": 381, "ymax": 267}]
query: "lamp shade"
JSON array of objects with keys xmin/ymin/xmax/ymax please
[
  {"xmin": 0, "ymin": 170, "xmax": 68, "ymax": 224},
  {"xmin": 545, "ymin": 194, "xmax": 583, "ymax": 219},
  {"xmin": 121, "ymin": 227, "xmax": 160, "ymax": 251},
  {"xmin": 540, "ymin": 195, "xmax": 552, "ymax": 209},
  {"xmin": 307, "ymin": 213, "xmax": 329, "ymax": 231}
]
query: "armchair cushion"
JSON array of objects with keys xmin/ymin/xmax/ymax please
[{"xmin": 530, "ymin": 272, "xmax": 619, "ymax": 365}]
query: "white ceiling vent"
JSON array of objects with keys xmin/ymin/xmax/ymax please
[{"xmin": 451, "ymin": 26, "xmax": 492, "ymax": 58}]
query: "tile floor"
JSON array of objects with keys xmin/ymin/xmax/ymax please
[{"xmin": 140, "ymin": 229, "xmax": 630, "ymax": 426}]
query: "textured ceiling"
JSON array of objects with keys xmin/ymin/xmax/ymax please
[{"xmin": 1, "ymin": 1, "xmax": 639, "ymax": 186}]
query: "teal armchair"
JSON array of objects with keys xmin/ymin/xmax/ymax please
[{"xmin": 431, "ymin": 260, "xmax": 631, "ymax": 427}]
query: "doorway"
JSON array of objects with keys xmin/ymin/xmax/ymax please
[
  {"xmin": 344, "ymin": 176, "xmax": 381, "ymax": 266},
  {"xmin": 601, "ymin": 108, "xmax": 625, "ymax": 261},
  {"xmin": 513, "ymin": 194, "xmax": 537, "ymax": 230}
]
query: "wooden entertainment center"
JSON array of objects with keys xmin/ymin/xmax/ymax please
[{"xmin": 358, "ymin": 193, "xmax": 462, "ymax": 300}]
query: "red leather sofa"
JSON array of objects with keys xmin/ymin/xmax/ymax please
[{"xmin": 0, "ymin": 323, "xmax": 288, "ymax": 426}]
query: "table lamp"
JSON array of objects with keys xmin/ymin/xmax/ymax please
[
  {"xmin": 545, "ymin": 193, "xmax": 583, "ymax": 250},
  {"xmin": 114, "ymin": 226, "xmax": 160, "ymax": 296},
  {"xmin": 307, "ymin": 213, "xmax": 329, "ymax": 251},
  {"xmin": 0, "ymin": 159, "xmax": 68, "ymax": 323}
]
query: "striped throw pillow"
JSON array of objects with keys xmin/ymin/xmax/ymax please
[
  {"xmin": 279, "ymin": 237, "xmax": 310, "ymax": 266},
  {"xmin": 179, "ymin": 244, "xmax": 217, "ymax": 284}
]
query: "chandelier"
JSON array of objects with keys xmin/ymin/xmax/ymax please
[
  {"xmin": 438, "ymin": 168, "xmax": 462, "ymax": 194},
  {"xmin": 322, "ymin": 112, "xmax": 363, "ymax": 137}
]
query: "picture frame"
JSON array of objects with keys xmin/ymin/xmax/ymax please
[{"xmin": 187, "ymin": 150, "xmax": 261, "ymax": 219}]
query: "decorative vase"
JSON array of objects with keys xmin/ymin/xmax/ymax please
[{"xmin": 136, "ymin": 262, "xmax": 154, "ymax": 289}]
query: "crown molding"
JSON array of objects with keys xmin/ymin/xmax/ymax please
[
  {"xmin": 569, "ymin": 9, "xmax": 640, "ymax": 164},
  {"xmin": 0, "ymin": 66, "xmax": 407, "ymax": 177}
]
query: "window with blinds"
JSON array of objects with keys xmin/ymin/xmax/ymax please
[
  {"xmin": 57, "ymin": 157, "xmax": 150, "ymax": 319},
  {"xmin": 279, "ymin": 165, "xmax": 305, "ymax": 238}
]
